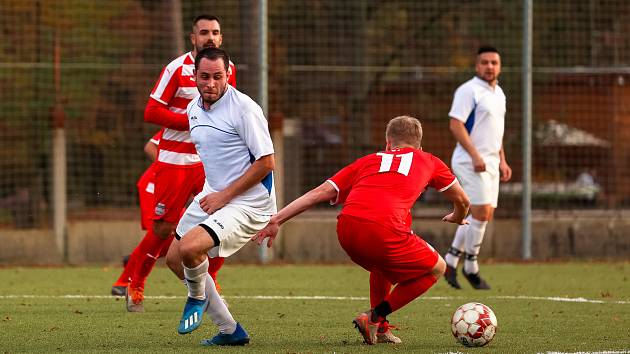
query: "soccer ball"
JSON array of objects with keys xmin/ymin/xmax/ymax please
[{"xmin": 451, "ymin": 302, "xmax": 497, "ymax": 347}]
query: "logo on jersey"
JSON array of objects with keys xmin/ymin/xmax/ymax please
[
  {"xmin": 155, "ymin": 203, "xmax": 166, "ymax": 216},
  {"xmin": 190, "ymin": 116, "xmax": 197, "ymax": 120},
  {"xmin": 212, "ymin": 219, "xmax": 225, "ymax": 230}
]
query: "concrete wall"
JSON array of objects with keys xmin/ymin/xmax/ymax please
[{"xmin": 1, "ymin": 212, "xmax": 629, "ymax": 265}]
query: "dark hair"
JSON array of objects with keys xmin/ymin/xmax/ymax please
[
  {"xmin": 478, "ymin": 46, "xmax": 500, "ymax": 55},
  {"xmin": 195, "ymin": 47, "xmax": 230, "ymax": 72},
  {"xmin": 192, "ymin": 15, "xmax": 221, "ymax": 30}
]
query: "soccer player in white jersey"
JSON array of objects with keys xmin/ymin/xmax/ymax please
[
  {"xmin": 123, "ymin": 15, "xmax": 236, "ymax": 312},
  {"xmin": 167, "ymin": 47, "xmax": 276, "ymax": 346},
  {"xmin": 444, "ymin": 46, "xmax": 512, "ymax": 290}
]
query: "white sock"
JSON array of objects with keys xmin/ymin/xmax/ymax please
[
  {"xmin": 464, "ymin": 217, "xmax": 488, "ymax": 274},
  {"xmin": 183, "ymin": 258, "xmax": 209, "ymax": 300},
  {"xmin": 445, "ymin": 215, "xmax": 470, "ymax": 268},
  {"xmin": 204, "ymin": 276, "xmax": 237, "ymax": 334}
]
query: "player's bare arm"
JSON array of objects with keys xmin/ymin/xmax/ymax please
[
  {"xmin": 199, "ymin": 154, "xmax": 275, "ymax": 214},
  {"xmin": 144, "ymin": 98, "xmax": 190, "ymax": 131},
  {"xmin": 449, "ymin": 118, "xmax": 485, "ymax": 172},
  {"xmin": 252, "ymin": 181, "xmax": 337, "ymax": 248},
  {"xmin": 499, "ymin": 145, "xmax": 512, "ymax": 182},
  {"xmin": 143, "ymin": 138, "xmax": 158, "ymax": 162},
  {"xmin": 440, "ymin": 180, "xmax": 470, "ymax": 224}
]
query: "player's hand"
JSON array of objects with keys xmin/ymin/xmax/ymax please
[
  {"xmin": 252, "ymin": 221, "xmax": 279, "ymax": 248},
  {"xmin": 199, "ymin": 192, "xmax": 229, "ymax": 215},
  {"xmin": 500, "ymin": 161, "xmax": 512, "ymax": 182},
  {"xmin": 472, "ymin": 155, "xmax": 486, "ymax": 172},
  {"xmin": 442, "ymin": 213, "xmax": 469, "ymax": 225}
]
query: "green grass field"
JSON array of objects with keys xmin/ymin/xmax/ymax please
[{"xmin": 0, "ymin": 262, "xmax": 628, "ymax": 353}]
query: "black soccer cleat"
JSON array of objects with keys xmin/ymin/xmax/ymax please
[
  {"xmin": 111, "ymin": 285, "xmax": 127, "ymax": 297},
  {"xmin": 462, "ymin": 269, "xmax": 491, "ymax": 290},
  {"xmin": 444, "ymin": 265, "xmax": 461, "ymax": 289}
]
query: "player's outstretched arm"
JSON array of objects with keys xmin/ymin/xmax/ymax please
[
  {"xmin": 440, "ymin": 180, "xmax": 470, "ymax": 225},
  {"xmin": 252, "ymin": 182, "xmax": 337, "ymax": 248}
]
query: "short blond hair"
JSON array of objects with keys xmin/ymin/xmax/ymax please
[{"xmin": 386, "ymin": 115, "xmax": 423, "ymax": 148}]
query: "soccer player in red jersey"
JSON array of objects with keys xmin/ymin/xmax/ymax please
[
  {"xmin": 253, "ymin": 116, "xmax": 470, "ymax": 345},
  {"xmin": 110, "ymin": 130, "xmax": 163, "ymax": 296},
  {"xmin": 123, "ymin": 15, "xmax": 236, "ymax": 312}
]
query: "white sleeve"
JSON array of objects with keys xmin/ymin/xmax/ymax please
[
  {"xmin": 236, "ymin": 100, "xmax": 275, "ymax": 160},
  {"xmin": 448, "ymin": 84, "xmax": 475, "ymax": 123}
]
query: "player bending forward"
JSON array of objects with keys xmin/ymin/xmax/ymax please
[
  {"xmin": 169, "ymin": 47, "xmax": 276, "ymax": 346},
  {"xmin": 253, "ymin": 116, "xmax": 470, "ymax": 345}
]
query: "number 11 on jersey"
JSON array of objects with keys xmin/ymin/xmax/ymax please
[{"xmin": 376, "ymin": 152, "xmax": 413, "ymax": 176}]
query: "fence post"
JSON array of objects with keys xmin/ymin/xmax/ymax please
[{"xmin": 522, "ymin": 0, "xmax": 533, "ymax": 260}]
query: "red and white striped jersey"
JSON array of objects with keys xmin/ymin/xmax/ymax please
[{"xmin": 149, "ymin": 51, "xmax": 236, "ymax": 166}]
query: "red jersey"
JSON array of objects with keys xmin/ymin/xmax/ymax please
[
  {"xmin": 148, "ymin": 52, "xmax": 236, "ymax": 167},
  {"xmin": 328, "ymin": 147, "xmax": 456, "ymax": 233}
]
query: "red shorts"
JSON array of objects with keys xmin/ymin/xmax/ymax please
[
  {"xmin": 152, "ymin": 163, "xmax": 205, "ymax": 223},
  {"xmin": 136, "ymin": 163, "xmax": 157, "ymax": 230},
  {"xmin": 336, "ymin": 214, "xmax": 438, "ymax": 284}
]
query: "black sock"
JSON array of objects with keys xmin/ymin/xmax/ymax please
[{"xmin": 372, "ymin": 301, "xmax": 392, "ymax": 322}]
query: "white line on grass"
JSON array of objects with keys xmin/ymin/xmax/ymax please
[{"xmin": 0, "ymin": 294, "xmax": 627, "ymax": 304}]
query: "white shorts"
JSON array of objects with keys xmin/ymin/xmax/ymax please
[
  {"xmin": 452, "ymin": 160, "xmax": 500, "ymax": 208},
  {"xmin": 176, "ymin": 200, "xmax": 270, "ymax": 258}
]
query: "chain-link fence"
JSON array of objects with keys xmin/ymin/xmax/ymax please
[{"xmin": 1, "ymin": 0, "xmax": 628, "ymax": 231}]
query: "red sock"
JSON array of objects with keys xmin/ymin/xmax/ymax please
[
  {"xmin": 157, "ymin": 234, "xmax": 174, "ymax": 258},
  {"xmin": 207, "ymin": 257, "xmax": 225, "ymax": 291},
  {"xmin": 113, "ymin": 245, "xmax": 143, "ymax": 286},
  {"xmin": 386, "ymin": 273, "xmax": 438, "ymax": 313},
  {"xmin": 129, "ymin": 229, "xmax": 170, "ymax": 290},
  {"xmin": 369, "ymin": 272, "xmax": 392, "ymax": 308}
]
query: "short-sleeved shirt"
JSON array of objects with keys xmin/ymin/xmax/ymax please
[
  {"xmin": 149, "ymin": 52, "xmax": 237, "ymax": 167},
  {"xmin": 186, "ymin": 85, "xmax": 276, "ymax": 215},
  {"xmin": 449, "ymin": 76, "xmax": 506, "ymax": 167},
  {"xmin": 327, "ymin": 147, "xmax": 456, "ymax": 233}
]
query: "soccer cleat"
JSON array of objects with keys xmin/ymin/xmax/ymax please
[
  {"xmin": 177, "ymin": 297, "xmax": 207, "ymax": 334},
  {"xmin": 462, "ymin": 269, "xmax": 491, "ymax": 290},
  {"xmin": 352, "ymin": 311, "xmax": 379, "ymax": 345},
  {"xmin": 200, "ymin": 322, "xmax": 250, "ymax": 346},
  {"xmin": 111, "ymin": 285, "xmax": 127, "ymax": 297},
  {"xmin": 125, "ymin": 286, "xmax": 145, "ymax": 313},
  {"xmin": 444, "ymin": 264, "xmax": 461, "ymax": 289},
  {"xmin": 377, "ymin": 320, "xmax": 401, "ymax": 344}
]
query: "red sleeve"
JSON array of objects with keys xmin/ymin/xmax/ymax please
[
  {"xmin": 150, "ymin": 129, "xmax": 163, "ymax": 144},
  {"xmin": 327, "ymin": 159, "xmax": 362, "ymax": 205},
  {"xmin": 150, "ymin": 66, "xmax": 179, "ymax": 105},
  {"xmin": 144, "ymin": 98, "xmax": 189, "ymax": 131},
  {"xmin": 428, "ymin": 155, "xmax": 457, "ymax": 192},
  {"xmin": 228, "ymin": 61, "xmax": 237, "ymax": 87}
]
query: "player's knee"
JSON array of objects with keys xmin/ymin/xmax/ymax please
[
  {"xmin": 165, "ymin": 248, "xmax": 179, "ymax": 271},
  {"xmin": 471, "ymin": 207, "xmax": 494, "ymax": 221},
  {"xmin": 432, "ymin": 255, "xmax": 447, "ymax": 278},
  {"xmin": 153, "ymin": 220, "xmax": 174, "ymax": 238},
  {"xmin": 178, "ymin": 237, "xmax": 204, "ymax": 266}
]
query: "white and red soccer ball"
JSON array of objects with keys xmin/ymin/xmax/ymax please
[{"xmin": 451, "ymin": 302, "xmax": 498, "ymax": 347}]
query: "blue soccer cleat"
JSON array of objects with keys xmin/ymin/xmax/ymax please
[
  {"xmin": 177, "ymin": 297, "xmax": 208, "ymax": 334},
  {"xmin": 200, "ymin": 322, "xmax": 250, "ymax": 346}
]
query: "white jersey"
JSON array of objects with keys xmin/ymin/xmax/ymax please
[
  {"xmin": 449, "ymin": 76, "xmax": 506, "ymax": 168},
  {"xmin": 186, "ymin": 85, "xmax": 276, "ymax": 215}
]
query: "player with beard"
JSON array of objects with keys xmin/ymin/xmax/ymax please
[{"xmin": 121, "ymin": 15, "xmax": 236, "ymax": 312}]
